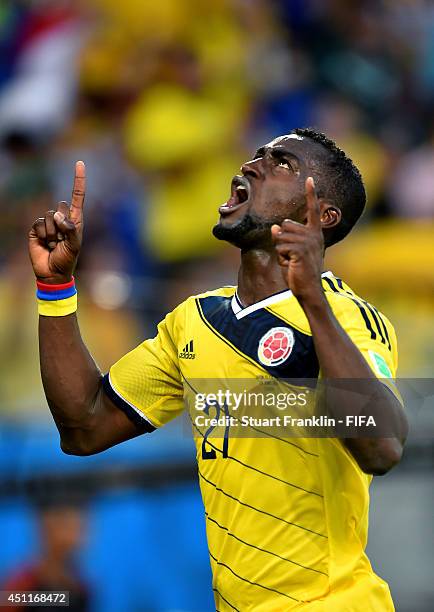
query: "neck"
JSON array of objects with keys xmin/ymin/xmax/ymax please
[{"xmin": 237, "ymin": 248, "xmax": 288, "ymax": 307}]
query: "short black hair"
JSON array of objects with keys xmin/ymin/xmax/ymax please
[{"xmin": 292, "ymin": 127, "xmax": 366, "ymax": 247}]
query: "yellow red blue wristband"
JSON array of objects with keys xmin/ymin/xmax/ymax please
[{"xmin": 36, "ymin": 277, "xmax": 77, "ymax": 316}]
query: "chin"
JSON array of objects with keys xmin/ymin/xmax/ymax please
[{"xmin": 212, "ymin": 213, "xmax": 276, "ymax": 250}]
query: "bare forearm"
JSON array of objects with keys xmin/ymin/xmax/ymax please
[
  {"xmin": 300, "ymin": 292, "xmax": 407, "ymax": 474},
  {"xmin": 31, "ymin": 163, "xmax": 145, "ymax": 456},
  {"xmin": 39, "ymin": 313, "xmax": 103, "ymax": 428},
  {"xmin": 39, "ymin": 313, "xmax": 146, "ymax": 455},
  {"xmin": 272, "ymin": 177, "xmax": 407, "ymax": 474}
]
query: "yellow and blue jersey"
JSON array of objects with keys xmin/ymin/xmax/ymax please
[{"xmin": 103, "ymin": 271, "xmax": 398, "ymax": 611}]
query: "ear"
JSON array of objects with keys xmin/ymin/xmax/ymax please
[{"xmin": 319, "ymin": 202, "xmax": 341, "ymax": 229}]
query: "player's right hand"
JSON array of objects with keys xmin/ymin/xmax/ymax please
[{"xmin": 29, "ymin": 161, "xmax": 86, "ymax": 284}]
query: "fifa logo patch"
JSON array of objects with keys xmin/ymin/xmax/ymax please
[{"xmin": 258, "ymin": 327, "xmax": 294, "ymax": 367}]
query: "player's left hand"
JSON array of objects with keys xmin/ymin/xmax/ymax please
[{"xmin": 271, "ymin": 177, "xmax": 324, "ymax": 304}]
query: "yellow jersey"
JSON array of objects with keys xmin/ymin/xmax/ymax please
[{"xmin": 103, "ymin": 271, "xmax": 398, "ymax": 611}]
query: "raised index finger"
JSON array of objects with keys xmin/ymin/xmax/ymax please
[
  {"xmin": 70, "ymin": 161, "xmax": 86, "ymax": 223},
  {"xmin": 305, "ymin": 176, "xmax": 321, "ymax": 229}
]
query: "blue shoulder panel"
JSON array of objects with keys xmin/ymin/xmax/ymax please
[{"xmin": 196, "ymin": 295, "xmax": 319, "ymax": 380}]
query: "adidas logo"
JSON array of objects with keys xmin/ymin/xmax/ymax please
[{"xmin": 179, "ymin": 340, "xmax": 196, "ymax": 359}]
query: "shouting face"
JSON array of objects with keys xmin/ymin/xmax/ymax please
[{"xmin": 213, "ymin": 134, "xmax": 325, "ymax": 249}]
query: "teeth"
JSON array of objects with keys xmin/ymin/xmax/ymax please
[{"xmin": 236, "ymin": 185, "xmax": 248, "ymax": 203}]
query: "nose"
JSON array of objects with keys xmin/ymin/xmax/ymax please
[{"xmin": 240, "ymin": 157, "xmax": 263, "ymax": 180}]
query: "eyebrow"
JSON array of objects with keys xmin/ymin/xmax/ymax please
[
  {"xmin": 253, "ymin": 145, "xmax": 302, "ymax": 164},
  {"xmin": 254, "ymin": 146, "xmax": 266, "ymax": 158}
]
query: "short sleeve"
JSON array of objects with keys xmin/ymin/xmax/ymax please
[
  {"xmin": 103, "ymin": 307, "xmax": 184, "ymax": 429},
  {"xmin": 328, "ymin": 292, "xmax": 402, "ymax": 402}
]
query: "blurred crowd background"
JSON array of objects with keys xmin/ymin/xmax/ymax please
[{"xmin": 0, "ymin": 1, "xmax": 433, "ymax": 611}]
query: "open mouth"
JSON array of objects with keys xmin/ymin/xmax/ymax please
[{"xmin": 219, "ymin": 176, "xmax": 251, "ymax": 216}]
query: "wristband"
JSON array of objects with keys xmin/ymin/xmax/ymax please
[{"xmin": 36, "ymin": 277, "xmax": 77, "ymax": 316}]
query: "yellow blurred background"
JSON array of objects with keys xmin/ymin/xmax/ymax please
[
  {"xmin": 0, "ymin": 0, "xmax": 432, "ymax": 411},
  {"xmin": 0, "ymin": 2, "xmax": 433, "ymax": 610}
]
